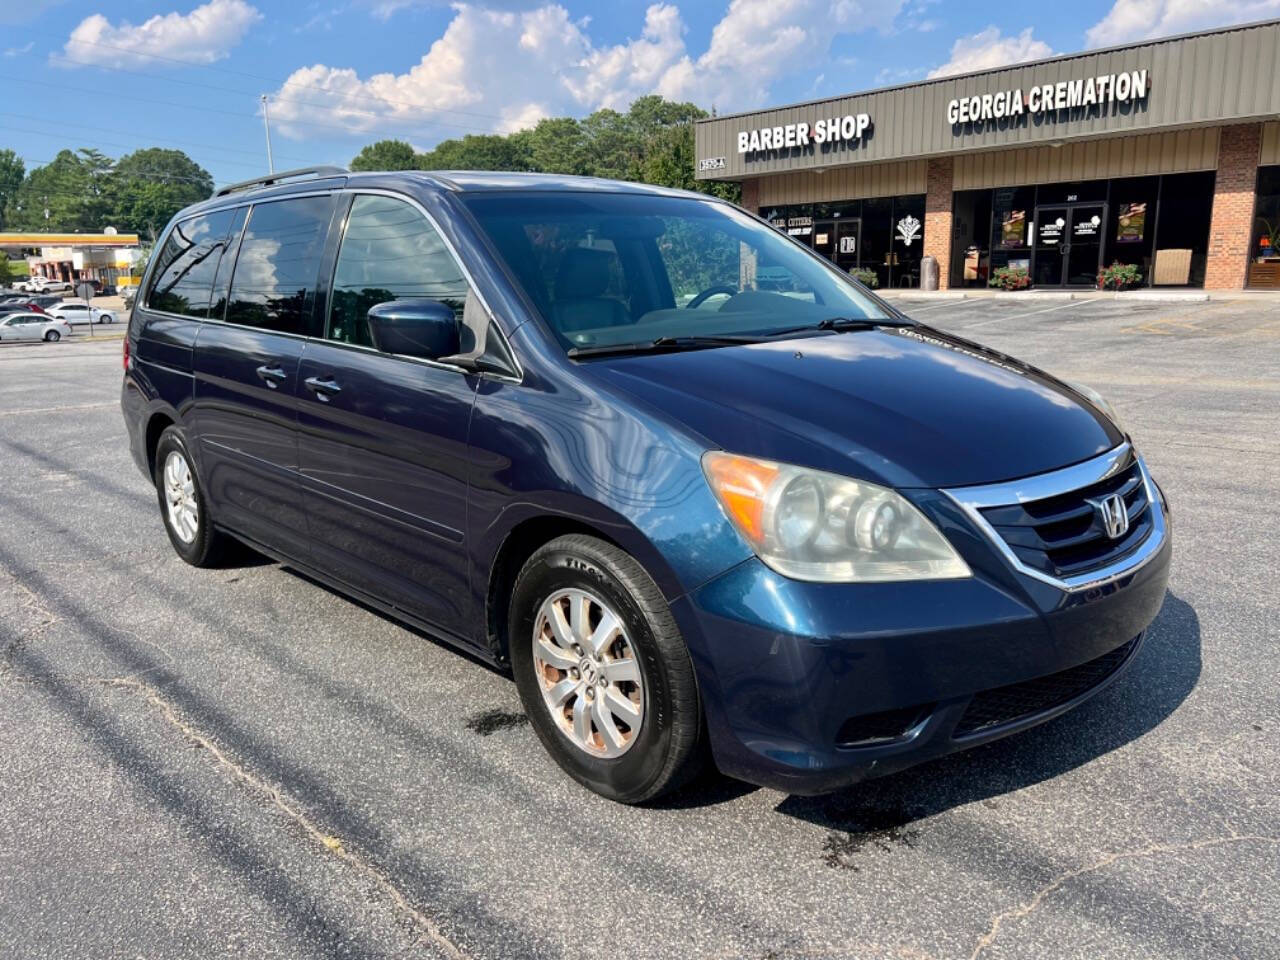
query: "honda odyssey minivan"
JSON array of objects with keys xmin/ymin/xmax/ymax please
[{"xmin": 122, "ymin": 167, "xmax": 1171, "ymax": 803}]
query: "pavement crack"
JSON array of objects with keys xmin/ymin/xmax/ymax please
[
  {"xmin": 968, "ymin": 832, "xmax": 1280, "ymax": 960},
  {"xmin": 99, "ymin": 676, "xmax": 472, "ymax": 960}
]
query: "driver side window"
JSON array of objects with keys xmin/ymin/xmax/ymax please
[{"xmin": 327, "ymin": 194, "xmax": 469, "ymax": 347}]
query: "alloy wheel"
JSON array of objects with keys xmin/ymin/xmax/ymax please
[
  {"xmin": 532, "ymin": 588, "xmax": 644, "ymax": 758},
  {"xmin": 163, "ymin": 450, "xmax": 199, "ymax": 544}
]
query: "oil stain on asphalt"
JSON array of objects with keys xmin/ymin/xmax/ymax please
[
  {"xmin": 820, "ymin": 809, "xmax": 922, "ymax": 870},
  {"xmin": 465, "ymin": 708, "xmax": 529, "ymax": 736}
]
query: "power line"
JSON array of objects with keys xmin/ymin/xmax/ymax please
[
  {"xmin": 0, "ymin": 109, "xmax": 315, "ymax": 166},
  {"xmin": 42, "ymin": 52, "xmax": 503, "ymax": 136},
  {"xmin": 47, "ymin": 29, "xmax": 516, "ymax": 125}
]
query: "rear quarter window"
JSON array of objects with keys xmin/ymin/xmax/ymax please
[{"xmin": 146, "ymin": 209, "xmax": 238, "ymax": 317}]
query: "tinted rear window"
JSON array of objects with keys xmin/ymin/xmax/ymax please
[
  {"xmin": 225, "ymin": 195, "xmax": 336, "ymax": 335},
  {"xmin": 147, "ymin": 209, "xmax": 237, "ymax": 317}
]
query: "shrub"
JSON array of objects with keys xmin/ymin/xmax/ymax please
[
  {"xmin": 988, "ymin": 266, "xmax": 1031, "ymax": 291},
  {"xmin": 849, "ymin": 267, "xmax": 879, "ymax": 288},
  {"xmin": 1097, "ymin": 261, "xmax": 1143, "ymax": 290}
]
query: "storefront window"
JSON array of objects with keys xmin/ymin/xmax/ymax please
[
  {"xmin": 1249, "ymin": 166, "xmax": 1280, "ymax": 289},
  {"xmin": 890, "ymin": 195, "xmax": 925, "ymax": 288},
  {"xmin": 1105, "ymin": 176, "xmax": 1159, "ymax": 282},
  {"xmin": 1152, "ymin": 171, "xmax": 1214, "ymax": 287},
  {"xmin": 860, "ymin": 197, "xmax": 893, "ymax": 289},
  {"xmin": 989, "ymin": 186, "xmax": 1034, "ymax": 277}
]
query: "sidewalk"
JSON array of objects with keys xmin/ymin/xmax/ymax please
[{"xmin": 878, "ymin": 287, "xmax": 1280, "ymax": 304}]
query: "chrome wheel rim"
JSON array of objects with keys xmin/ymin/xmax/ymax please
[
  {"xmin": 532, "ymin": 588, "xmax": 644, "ymax": 758},
  {"xmin": 163, "ymin": 450, "xmax": 199, "ymax": 544}
]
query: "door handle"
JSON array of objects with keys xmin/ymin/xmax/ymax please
[
  {"xmin": 255, "ymin": 364, "xmax": 287, "ymax": 388},
  {"xmin": 304, "ymin": 376, "xmax": 342, "ymax": 401}
]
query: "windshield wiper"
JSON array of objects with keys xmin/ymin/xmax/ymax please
[
  {"xmin": 567, "ymin": 334, "xmax": 767, "ymax": 359},
  {"xmin": 766, "ymin": 316, "xmax": 916, "ymax": 339}
]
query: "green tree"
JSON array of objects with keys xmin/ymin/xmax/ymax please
[
  {"xmin": 416, "ymin": 133, "xmax": 532, "ymax": 171},
  {"xmin": 350, "ymin": 139, "xmax": 418, "ymax": 172},
  {"xmin": 109, "ymin": 148, "xmax": 213, "ymax": 240},
  {"xmin": 6, "ymin": 149, "xmax": 107, "ymax": 231},
  {"xmin": 525, "ymin": 117, "xmax": 589, "ymax": 175},
  {"xmin": 0, "ymin": 149, "xmax": 24, "ymax": 230}
]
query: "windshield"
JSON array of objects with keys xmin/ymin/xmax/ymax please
[{"xmin": 460, "ymin": 191, "xmax": 892, "ymax": 352}]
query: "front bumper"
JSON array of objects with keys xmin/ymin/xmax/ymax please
[{"xmin": 670, "ymin": 473, "xmax": 1172, "ymax": 795}]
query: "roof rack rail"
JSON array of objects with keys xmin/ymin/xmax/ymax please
[{"xmin": 214, "ymin": 165, "xmax": 349, "ymax": 197}]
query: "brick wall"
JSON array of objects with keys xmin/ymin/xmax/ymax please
[
  {"xmin": 739, "ymin": 177, "xmax": 760, "ymax": 214},
  {"xmin": 923, "ymin": 158, "xmax": 954, "ymax": 290},
  {"xmin": 1205, "ymin": 123, "xmax": 1261, "ymax": 289}
]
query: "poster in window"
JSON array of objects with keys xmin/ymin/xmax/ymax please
[
  {"xmin": 1001, "ymin": 209, "xmax": 1026, "ymax": 247},
  {"xmin": 1116, "ymin": 202, "xmax": 1146, "ymax": 243}
]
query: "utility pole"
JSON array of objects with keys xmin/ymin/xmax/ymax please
[{"xmin": 260, "ymin": 94, "xmax": 275, "ymax": 173}]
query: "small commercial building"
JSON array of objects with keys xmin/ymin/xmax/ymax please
[
  {"xmin": 0, "ymin": 231, "xmax": 143, "ymax": 288},
  {"xmin": 695, "ymin": 20, "xmax": 1280, "ymax": 290}
]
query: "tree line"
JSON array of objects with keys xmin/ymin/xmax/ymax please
[
  {"xmin": 0, "ymin": 96, "xmax": 736, "ymax": 242},
  {"xmin": 351, "ymin": 96, "xmax": 739, "ymax": 203},
  {"xmin": 0, "ymin": 147, "xmax": 215, "ymax": 241}
]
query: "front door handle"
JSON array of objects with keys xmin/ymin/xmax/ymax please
[
  {"xmin": 255, "ymin": 364, "xmax": 287, "ymax": 388},
  {"xmin": 304, "ymin": 376, "xmax": 342, "ymax": 401}
]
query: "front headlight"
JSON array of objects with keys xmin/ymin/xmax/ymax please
[
  {"xmin": 1069, "ymin": 380, "xmax": 1126, "ymax": 435},
  {"xmin": 701, "ymin": 452, "xmax": 971, "ymax": 583}
]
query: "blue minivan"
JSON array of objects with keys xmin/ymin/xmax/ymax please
[{"xmin": 123, "ymin": 167, "xmax": 1171, "ymax": 803}]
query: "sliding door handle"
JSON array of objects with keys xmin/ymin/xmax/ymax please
[
  {"xmin": 255, "ymin": 364, "xmax": 287, "ymax": 388},
  {"xmin": 304, "ymin": 376, "xmax": 342, "ymax": 400}
]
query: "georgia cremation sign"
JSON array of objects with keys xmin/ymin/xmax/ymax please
[{"xmin": 946, "ymin": 70, "xmax": 1149, "ymax": 125}]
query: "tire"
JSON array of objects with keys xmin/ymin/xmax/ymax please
[
  {"xmin": 153, "ymin": 426, "xmax": 226, "ymax": 567},
  {"xmin": 44, "ymin": 330, "xmax": 60, "ymax": 342},
  {"xmin": 509, "ymin": 534, "xmax": 704, "ymax": 803}
]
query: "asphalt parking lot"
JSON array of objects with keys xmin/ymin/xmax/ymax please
[{"xmin": 1, "ymin": 296, "xmax": 1277, "ymax": 960}]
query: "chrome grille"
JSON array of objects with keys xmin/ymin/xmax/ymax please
[
  {"xmin": 977, "ymin": 457, "xmax": 1152, "ymax": 579},
  {"xmin": 943, "ymin": 444, "xmax": 1167, "ymax": 592}
]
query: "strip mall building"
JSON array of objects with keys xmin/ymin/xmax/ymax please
[{"xmin": 695, "ymin": 20, "xmax": 1280, "ymax": 291}]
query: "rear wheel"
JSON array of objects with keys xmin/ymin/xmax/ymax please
[
  {"xmin": 510, "ymin": 534, "xmax": 704, "ymax": 803},
  {"xmin": 154, "ymin": 426, "xmax": 226, "ymax": 567},
  {"xmin": 44, "ymin": 330, "xmax": 60, "ymax": 342}
]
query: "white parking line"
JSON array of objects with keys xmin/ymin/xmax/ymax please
[{"xmin": 957, "ymin": 298, "xmax": 1101, "ymax": 328}]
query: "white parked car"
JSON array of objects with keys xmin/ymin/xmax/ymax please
[
  {"xmin": 49, "ymin": 300, "xmax": 117, "ymax": 325},
  {"xmin": 0, "ymin": 312, "xmax": 73, "ymax": 342},
  {"xmin": 20, "ymin": 276, "xmax": 71, "ymax": 293}
]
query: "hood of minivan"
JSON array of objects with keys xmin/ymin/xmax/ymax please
[{"xmin": 587, "ymin": 325, "xmax": 1122, "ymax": 488}]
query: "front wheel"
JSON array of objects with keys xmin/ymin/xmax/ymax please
[
  {"xmin": 44, "ymin": 330, "xmax": 60, "ymax": 342},
  {"xmin": 510, "ymin": 535, "xmax": 705, "ymax": 803}
]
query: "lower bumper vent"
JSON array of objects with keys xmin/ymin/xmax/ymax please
[{"xmin": 954, "ymin": 635, "xmax": 1141, "ymax": 738}]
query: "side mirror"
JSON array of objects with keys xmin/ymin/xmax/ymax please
[{"xmin": 366, "ymin": 299, "xmax": 458, "ymax": 359}]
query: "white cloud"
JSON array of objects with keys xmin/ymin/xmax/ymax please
[
  {"xmin": 4, "ymin": 41, "xmax": 35, "ymax": 57},
  {"xmin": 1085, "ymin": 0, "xmax": 1280, "ymax": 47},
  {"xmin": 58, "ymin": 0, "xmax": 261, "ymax": 68},
  {"xmin": 927, "ymin": 26, "xmax": 1053, "ymax": 79},
  {"xmin": 268, "ymin": 0, "xmax": 906, "ymax": 140}
]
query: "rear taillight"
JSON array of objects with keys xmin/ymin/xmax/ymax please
[{"xmin": 123, "ymin": 337, "xmax": 130, "ymax": 371}]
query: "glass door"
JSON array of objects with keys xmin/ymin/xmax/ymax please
[
  {"xmin": 1033, "ymin": 203, "xmax": 1108, "ymax": 286},
  {"xmin": 811, "ymin": 219, "xmax": 836, "ymax": 264},
  {"xmin": 1065, "ymin": 203, "xmax": 1106, "ymax": 285},
  {"xmin": 832, "ymin": 218, "xmax": 861, "ymax": 274},
  {"xmin": 1033, "ymin": 206, "xmax": 1068, "ymax": 286}
]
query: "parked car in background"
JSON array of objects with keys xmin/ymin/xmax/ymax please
[
  {"xmin": 50, "ymin": 300, "xmax": 116, "ymax": 324},
  {"xmin": 20, "ymin": 276, "xmax": 71, "ymax": 293},
  {"xmin": 123, "ymin": 169, "xmax": 1171, "ymax": 804},
  {"xmin": 0, "ymin": 299, "xmax": 49, "ymax": 316},
  {"xmin": 0, "ymin": 312, "xmax": 72, "ymax": 342}
]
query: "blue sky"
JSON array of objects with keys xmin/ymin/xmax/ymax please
[{"xmin": 2, "ymin": 0, "xmax": 1276, "ymax": 187}]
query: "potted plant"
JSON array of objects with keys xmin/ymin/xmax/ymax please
[
  {"xmin": 988, "ymin": 266, "xmax": 1031, "ymax": 291},
  {"xmin": 849, "ymin": 266, "xmax": 879, "ymax": 288},
  {"xmin": 1097, "ymin": 262, "xmax": 1143, "ymax": 291}
]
